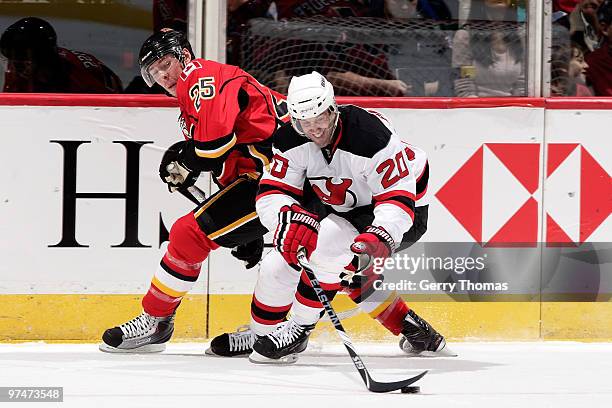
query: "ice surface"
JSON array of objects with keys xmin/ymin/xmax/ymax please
[{"xmin": 1, "ymin": 342, "xmax": 611, "ymax": 407}]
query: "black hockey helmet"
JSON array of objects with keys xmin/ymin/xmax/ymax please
[
  {"xmin": 0, "ymin": 17, "xmax": 58, "ymax": 61},
  {"xmin": 139, "ymin": 29, "xmax": 194, "ymax": 87}
]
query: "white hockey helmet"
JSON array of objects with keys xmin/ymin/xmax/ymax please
[{"xmin": 287, "ymin": 71, "xmax": 339, "ymax": 137}]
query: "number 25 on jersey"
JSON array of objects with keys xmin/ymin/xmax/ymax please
[{"xmin": 189, "ymin": 77, "xmax": 215, "ymax": 112}]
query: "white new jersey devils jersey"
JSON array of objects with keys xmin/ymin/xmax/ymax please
[{"xmin": 256, "ymin": 105, "xmax": 429, "ymax": 245}]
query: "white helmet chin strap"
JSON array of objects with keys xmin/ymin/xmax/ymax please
[{"xmin": 326, "ymin": 108, "xmax": 340, "ymax": 142}]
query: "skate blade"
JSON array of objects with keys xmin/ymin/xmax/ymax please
[
  {"xmin": 204, "ymin": 347, "xmax": 251, "ymax": 358},
  {"xmin": 98, "ymin": 342, "xmax": 166, "ymax": 354},
  {"xmin": 248, "ymin": 350, "xmax": 298, "ymax": 365},
  {"xmin": 402, "ymin": 344, "xmax": 458, "ymax": 357}
]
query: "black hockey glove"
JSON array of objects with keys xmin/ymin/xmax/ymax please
[
  {"xmin": 159, "ymin": 140, "xmax": 200, "ymax": 193},
  {"xmin": 231, "ymin": 237, "xmax": 264, "ymax": 269}
]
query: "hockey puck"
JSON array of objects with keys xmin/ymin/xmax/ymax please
[{"xmin": 400, "ymin": 386, "xmax": 420, "ymax": 394}]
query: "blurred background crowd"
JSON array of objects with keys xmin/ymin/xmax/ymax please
[{"xmin": 0, "ymin": 0, "xmax": 610, "ymax": 97}]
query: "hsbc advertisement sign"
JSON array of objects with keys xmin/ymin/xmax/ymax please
[
  {"xmin": 378, "ymin": 103, "xmax": 611, "ymax": 300},
  {"xmin": 0, "ymin": 104, "xmax": 210, "ymax": 295},
  {"xmin": 434, "ymin": 142, "xmax": 609, "ymax": 245},
  {"xmin": 0, "ymin": 98, "xmax": 609, "ymax": 297},
  {"xmin": 378, "ymin": 103, "xmax": 610, "ymax": 247}
]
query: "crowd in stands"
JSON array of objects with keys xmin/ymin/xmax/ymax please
[
  {"xmin": 551, "ymin": 0, "xmax": 612, "ymax": 95},
  {"xmin": 0, "ymin": 0, "xmax": 610, "ymax": 96}
]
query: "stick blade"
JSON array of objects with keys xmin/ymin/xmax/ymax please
[{"xmin": 367, "ymin": 370, "xmax": 428, "ymax": 393}]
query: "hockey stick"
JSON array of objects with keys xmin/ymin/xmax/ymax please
[
  {"xmin": 178, "ymin": 184, "xmax": 207, "ymax": 206},
  {"xmin": 297, "ymin": 249, "xmax": 427, "ymax": 393}
]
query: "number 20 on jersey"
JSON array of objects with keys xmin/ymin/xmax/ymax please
[{"xmin": 376, "ymin": 146, "xmax": 415, "ymax": 189}]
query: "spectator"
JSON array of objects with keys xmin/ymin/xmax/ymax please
[
  {"xmin": 252, "ymin": 1, "xmax": 410, "ymax": 96},
  {"xmin": 555, "ymin": 0, "xmax": 581, "ymax": 14},
  {"xmin": 384, "ymin": 0, "xmax": 456, "ymax": 21},
  {"xmin": 452, "ymin": 0, "xmax": 526, "ymax": 96},
  {"xmin": 154, "ymin": 0, "xmax": 188, "ymax": 32},
  {"xmin": 274, "ymin": 0, "xmax": 379, "ymax": 19},
  {"xmin": 585, "ymin": 0, "xmax": 612, "ymax": 95},
  {"xmin": 227, "ymin": 0, "xmax": 274, "ymax": 65},
  {"xmin": 553, "ymin": 0, "xmax": 580, "ymax": 29},
  {"xmin": 551, "ymin": 43, "xmax": 594, "ymax": 95},
  {"xmin": 384, "ymin": 0, "xmax": 458, "ymax": 96},
  {"xmin": 0, "ymin": 17, "xmax": 122, "ymax": 93},
  {"xmin": 324, "ymin": 44, "xmax": 412, "ymax": 96},
  {"xmin": 569, "ymin": 0, "xmax": 605, "ymax": 52}
]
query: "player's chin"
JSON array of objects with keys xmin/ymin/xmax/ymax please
[
  {"xmin": 309, "ymin": 135, "xmax": 331, "ymax": 148},
  {"xmin": 165, "ymin": 84, "xmax": 177, "ymax": 96}
]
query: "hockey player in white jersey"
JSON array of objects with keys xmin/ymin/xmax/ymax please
[{"xmin": 208, "ymin": 71, "xmax": 452, "ymax": 363}]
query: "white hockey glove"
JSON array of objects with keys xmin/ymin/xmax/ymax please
[
  {"xmin": 159, "ymin": 141, "xmax": 200, "ymax": 193},
  {"xmin": 340, "ymin": 226, "xmax": 394, "ymax": 289},
  {"xmin": 164, "ymin": 161, "xmax": 195, "ymax": 192}
]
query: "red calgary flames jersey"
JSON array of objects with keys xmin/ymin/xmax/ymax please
[{"xmin": 175, "ymin": 58, "xmax": 288, "ymax": 186}]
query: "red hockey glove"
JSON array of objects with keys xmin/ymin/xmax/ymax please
[
  {"xmin": 340, "ymin": 226, "xmax": 395, "ymax": 289},
  {"xmin": 273, "ymin": 204, "xmax": 320, "ymax": 269}
]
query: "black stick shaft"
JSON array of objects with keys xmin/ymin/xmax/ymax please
[
  {"xmin": 297, "ymin": 250, "xmax": 427, "ymax": 393},
  {"xmin": 178, "ymin": 185, "xmax": 207, "ymax": 205}
]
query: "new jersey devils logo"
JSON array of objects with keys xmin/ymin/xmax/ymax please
[{"xmin": 311, "ymin": 177, "xmax": 355, "ymax": 206}]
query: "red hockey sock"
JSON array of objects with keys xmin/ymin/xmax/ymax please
[
  {"xmin": 250, "ymin": 295, "xmax": 292, "ymax": 326},
  {"xmin": 142, "ymin": 213, "xmax": 219, "ymax": 317},
  {"xmin": 374, "ymin": 296, "xmax": 410, "ymax": 336}
]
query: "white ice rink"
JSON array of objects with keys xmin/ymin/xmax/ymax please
[{"xmin": 1, "ymin": 341, "xmax": 611, "ymax": 408}]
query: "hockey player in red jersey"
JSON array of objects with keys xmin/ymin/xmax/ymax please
[
  {"xmin": 99, "ymin": 29, "xmax": 288, "ymax": 352},
  {"xmin": 0, "ymin": 17, "xmax": 122, "ymax": 93},
  {"xmin": 219, "ymin": 71, "xmax": 453, "ymax": 363}
]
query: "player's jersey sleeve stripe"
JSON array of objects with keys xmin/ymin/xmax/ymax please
[
  {"xmin": 257, "ymin": 179, "xmax": 303, "ymax": 201},
  {"xmin": 194, "ymin": 134, "xmax": 237, "ymax": 158},
  {"xmin": 373, "ymin": 190, "xmax": 416, "ymax": 202},
  {"xmin": 416, "ymin": 186, "xmax": 428, "ymax": 201},
  {"xmin": 375, "ymin": 199, "xmax": 415, "ymax": 221},
  {"xmin": 373, "ymin": 189, "xmax": 416, "ymax": 220},
  {"xmin": 416, "ymin": 161, "xmax": 429, "ymax": 200},
  {"xmin": 255, "ymin": 189, "xmax": 288, "ymax": 201},
  {"xmin": 247, "ymin": 144, "xmax": 270, "ymax": 170}
]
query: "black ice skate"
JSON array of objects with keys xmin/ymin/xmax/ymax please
[
  {"xmin": 399, "ymin": 309, "xmax": 457, "ymax": 357},
  {"xmin": 205, "ymin": 325, "xmax": 258, "ymax": 357},
  {"xmin": 249, "ymin": 320, "xmax": 315, "ymax": 364},
  {"xmin": 99, "ymin": 311, "xmax": 174, "ymax": 353}
]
